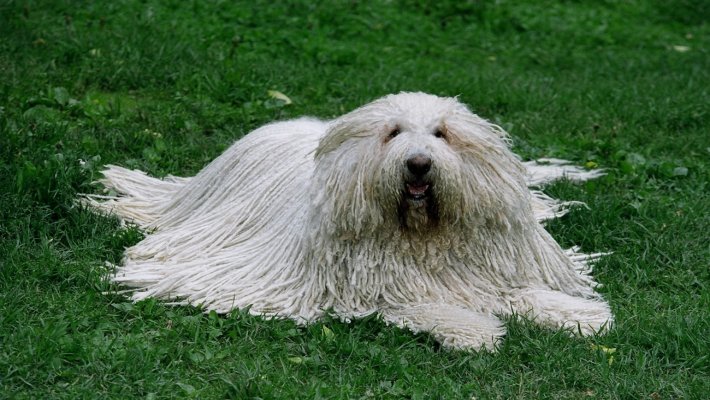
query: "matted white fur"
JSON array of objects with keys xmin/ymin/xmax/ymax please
[{"xmin": 83, "ymin": 92, "xmax": 612, "ymax": 350}]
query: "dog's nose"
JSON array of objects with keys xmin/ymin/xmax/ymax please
[{"xmin": 407, "ymin": 154, "xmax": 432, "ymax": 176}]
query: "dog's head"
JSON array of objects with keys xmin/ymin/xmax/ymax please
[{"xmin": 313, "ymin": 92, "xmax": 531, "ymax": 237}]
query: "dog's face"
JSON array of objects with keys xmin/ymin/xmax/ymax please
[{"xmin": 314, "ymin": 92, "xmax": 531, "ymax": 237}]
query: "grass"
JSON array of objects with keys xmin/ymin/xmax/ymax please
[{"xmin": 1, "ymin": 0, "xmax": 708, "ymax": 398}]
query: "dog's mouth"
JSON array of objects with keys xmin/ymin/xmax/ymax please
[
  {"xmin": 404, "ymin": 181, "xmax": 433, "ymax": 207},
  {"xmin": 398, "ymin": 180, "xmax": 439, "ymax": 229},
  {"xmin": 406, "ymin": 182, "xmax": 430, "ymax": 200}
]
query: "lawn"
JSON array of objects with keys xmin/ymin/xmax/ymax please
[{"xmin": 1, "ymin": 0, "xmax": 708, "ymax": 398}]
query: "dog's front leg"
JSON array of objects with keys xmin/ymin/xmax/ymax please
[
  {"xmin": 509, "ymin": 288, "xmax": 613, "ymax": 335},
  {"xmin": 380, "ymin": 304, "xmax": 505, "ymax": 351}
]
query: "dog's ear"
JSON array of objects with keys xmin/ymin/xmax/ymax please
[
  {"xmin": 444, "ymin": 110, "xmax": 523, "ymax": 176},
  {"xmin": 316, "ymin": 120, "xmax": 355, "ymax": 159},
  {"xmin": 316, "ymin": 101, "xmax": 389, "ymax": 159},
  {"xmin": 445, "ymin": 104, "xmax": 512, "ymax": 144},
  {"xmin": 443, "ymin": 109, "xmax": 533, "ymax": 229},
  {"xmin": 311, "ymin": 107, "xmax": 389, "ymax": 237}
]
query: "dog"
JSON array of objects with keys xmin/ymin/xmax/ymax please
[{"xmin": 85, "ymin": 92, "xmax": 613, "ymax": 350}]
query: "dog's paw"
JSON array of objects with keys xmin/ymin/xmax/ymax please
[
  {"xmin": 511, "ymin": 289, "xmax": 614, "ymax": 336},
  {"xmin": 382, "ymin": 304, "xmax": 506, "ymax": 351}
]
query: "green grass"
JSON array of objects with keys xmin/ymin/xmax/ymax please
[{"xmin": 1, "ymin": 0, "xmax": 709, "ymax": 398}]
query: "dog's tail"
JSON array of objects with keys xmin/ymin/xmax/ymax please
[
  {"xmin": 523, "ymin": 158, "xmax": 605, "ymax": 187},
  {"xmin": 80, "ymin": 165, "xmax": 191, "ymax": 227},
  {"xmin": 523, "ymin": 158, "xmax": 605, "ymax": 223}
]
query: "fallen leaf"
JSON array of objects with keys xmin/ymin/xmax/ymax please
[
  {"xmin": 591, "ymin": 344, "xmax": 617, "ymax": 365},
  {"xmin": 591, "ymin": 344, "xmax": 617, "ymax": 354},
  {"xmin": 176, "ymin": 382, "xmax": 196, "ymax": 394},
  {"xmin": 322, "ymin": 325, "xmax": 335, "ymax": 341},
  {"xmin": 268, "ymin": 90, "xmax": 292, "ymax": 105},
  {"xmin": 672, "ymin": 167, "xmax": 688, "ymax": 176}
]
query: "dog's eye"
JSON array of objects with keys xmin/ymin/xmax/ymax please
[
  {"xmin": 434, "ymin": 129, "xmax": 446, "ymax": 139},
  {"xmin": 388, "ymin": 127, "xmax": 401, "ymax": 139}
]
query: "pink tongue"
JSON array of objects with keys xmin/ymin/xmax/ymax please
[{"xmin": 407, "ymin": 183, "xmax": 429, "ymax": 196}]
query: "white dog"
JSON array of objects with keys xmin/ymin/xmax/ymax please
[{"xmin": 86, "ymin": 92, "xmax": 613, "ymax": 350}]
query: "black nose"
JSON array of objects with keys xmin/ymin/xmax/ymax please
[{"xmin": 407, "ymin": 154, "xmax": 432, "ymax": 176}]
